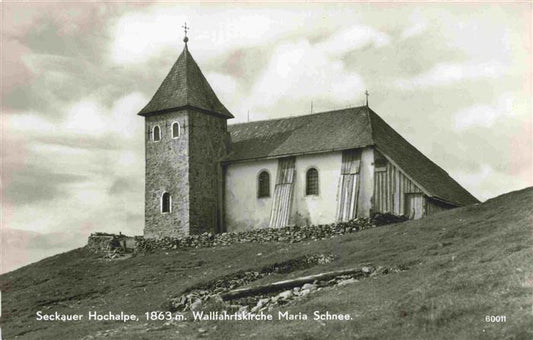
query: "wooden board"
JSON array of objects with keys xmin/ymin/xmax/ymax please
[
  {"xmin": 221, "ymin": 267, "xmax": 367, "ymax": 300},
  {"xmin": 336, "ymin": 150, "xmax": 361, "ymax": 222},
  {"xmin": 269, "ymin": 157, "xmax": 296, "ymax": 228},
  {"xmin": 373, "ymin": 154, "xmax": 423, "ymax": 217},
  {"xmin": 405, "ymin": 193, "xmax": 425, "ymax": 219}
]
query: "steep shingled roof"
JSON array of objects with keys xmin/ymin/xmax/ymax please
[
  {"xmin": 138, "ymin": 45, "xmax": 234, "ymax": 118},
  {"xmin": 227, "ymin": 106, "xmax": 479, "ymax": 206},
  {"xmin": 367, "ymin": 109, "xmax": 479, "ymax": 206},
  {"xmin": 227, "ymin": 107, "xmax": 373, "ymax": 161}
]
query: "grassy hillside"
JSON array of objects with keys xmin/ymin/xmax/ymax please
[{"xmin": 1, "ymin": 187, "xmax": 532, "ymax": 339}]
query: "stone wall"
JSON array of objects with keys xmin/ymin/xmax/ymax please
[
  {"xmin": 87, "ymin": 233, "xmax": 138, "ymax": 253},
  {"xmin": 135, "ymin": 213, "xmax": 407, "ymax": 252},
  {"xmin": 144, "ymin": 110, "xmax": 190, "ymax": 238},
  {"xmin": 188, "ymin": 111, "xmax": 230, "ymax": 235},
  {"xmin": 88, "ymin": 213, "xmax": 406, "ymax": 254}
]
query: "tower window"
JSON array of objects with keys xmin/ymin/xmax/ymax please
[
  {"xmin": 306, "ymin": 168, "xmax": 319, "ymax": 196},
  {"xmin": 257, "ymin": 171, "xmax": 270, "ymax": 198},
  {"xmin": 161, "ymin": 192, "xmax": 171, "ymax": 213},
  {"xmin": 153, "ymin": 125, "xmax": 161, "ymax": 142},
  {"xmin": 172, "ymin": 122, "xmax": 180, "ymax": 139}
]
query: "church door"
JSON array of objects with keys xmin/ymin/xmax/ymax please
[
  {"xmin": 336, "ymin": 150, "xmax": 361, "ymax": 222},
  {"xmin": 269, "ymin": 157, "xmax": 296, "ymax": 228}
]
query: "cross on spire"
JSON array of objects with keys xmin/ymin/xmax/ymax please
[
  {"xmin": 182, "ymin": 22, "xmax": 190, "ymax": 43},
  {"xmin": 365, "ymin": 90, "xmax": 370, "ymax": 107}
]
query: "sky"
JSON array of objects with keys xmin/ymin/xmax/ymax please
[{"xmin": 2, "ymin": 2, "xmax": 532, "ymax": 273}]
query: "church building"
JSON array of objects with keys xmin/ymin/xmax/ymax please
[{"xmin": 138, "ymin": 36, "xmax": 479, "ymax": 239}]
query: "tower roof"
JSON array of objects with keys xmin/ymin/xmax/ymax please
[{"xmin": 138, "ymin": 45, "xmax": 234, "ymax": 118}]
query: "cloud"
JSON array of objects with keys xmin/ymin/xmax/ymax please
[
  {"xmin": 206, "ymin": 73, "xmax": 237, "ymax": 95},
  {"xmin": 5, "ymin": 112, "xmax": 56, "ymax": 134},
  {"xmin": 228, "ymin": 23, "xmax": 386, "ymax": 118},
  {"xmin": 205, "ymin": 72, "xmax": 240, "ymax": 112},
  {"xmin": 108, "ymin": 6, "xmax": 310, "ymax": 65},
  {"xmin": 3, "ymin": 92, "xmax": 146, "ymax": 238},
  {"xmin": 400, "ymin": 9, "xmax": 428, "ymax": 40},
  {"xmin": 64, "ymin": 100, "xmax": 108, "ymax": 135},
  {"xmin": 394, "ymin": 61, "xmax": 506, "ymax": 90},
  {"xmin": 401, "ymin": 20, "xmax": 427, "ymax": 40},
  {"xmin": 108, "ymin": 177, "xmax": 137, "ymax": 195},
  {"xmin": 4, "ymin": 53, "xmax": 109, "ymax": 116},
  {"xmin": 453, "ymin": 163, "xmax": 530, "ymax": 201},
  {"xmin": 1, "ymin": 38, "xmax": 33, "ymax": 93},
  {"xmin": 246, "ymin": 39, "xmax": 365, "ymax": 113},
  {"xmin": 2, "ymin": 4, "xmax": 120, "ymax": 115},
  {"xmin": 3, "ymin": 165, "xmax": 86, "ymax": 205},
  {"xmin": 7, "ymin": 91, "xmax": 146, "ymax": 142},
  {"xmin": 317, "ymin": 24, "xmax": 390, "ymax": 56},
  {"xmin": 4, "ymin": 156, "xmax": 143, "ymax": 236},
  {"xmin": 108, "ymin": 5, "xmax": 389, "ymax": 65},
  {"xmin": 454, "ymin": 93, "xmax": 516, "ymax": 130}
]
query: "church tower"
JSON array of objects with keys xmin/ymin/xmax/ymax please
[{"xmin": 138, "ymin": 30, "xmax": 234, "ymax": 239}]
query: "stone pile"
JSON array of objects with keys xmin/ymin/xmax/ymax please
[
  {"xmin": 235, "ymin": 266, "xmax": 384, "ymax": 313},
  {"xmin": 87, "ymin": 232, "xmax": 137, "ymax": 253},
  {"xmin": 87, "ymin": 233, "xmax": 119, "ymax": 252},
  {"xmin": 230, "ymin": 267, "xmax": 374, "ymax": 313},
  {"xmin": 136, "ymin": 213, "xmax": 406, "ymax": 252},
  {"xmin": 170, "ymin": 254, "xmax": 334, "ymax": 312},
  {"xmin": 103, "ymin": 248, "xmax": 126, "ymax": 260},
  {"xmin": 371, "ymin": 213, "xmax": 408, "ymax": 226},
  {"xmin": 169, "ymin": 265, "xmax": 399, "ymax": 316}
]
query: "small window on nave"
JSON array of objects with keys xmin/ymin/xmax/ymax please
[
  {"xmin": 306, "ymin": 168, "xmax": 319, "ymax": 196},
  {"xmin": 257, "ymin": 171, "xmax": 270, "ymax": 198}
]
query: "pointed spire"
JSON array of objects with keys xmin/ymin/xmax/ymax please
[{"xmin": 137, "ymin": 41, "xmax": 234, "ymax": 118}]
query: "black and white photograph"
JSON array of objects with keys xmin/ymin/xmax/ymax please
[{"xmin": 1, "ymin": 1, "xmax": 532, "ymax": 339}]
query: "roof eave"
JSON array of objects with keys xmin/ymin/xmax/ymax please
[
  {"xmin": 138, "ymin": 104, "xmax": 234, "ymax": 119},
  {"xmin": 426, "ymin": 196, "xmax": 462, "ymax": 207},
  {"xmin": 222, "ymin": 143, "xmax": 376, "ymax": 164}
]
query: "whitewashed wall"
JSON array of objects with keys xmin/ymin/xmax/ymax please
[
  {"xmin": 224, "ymin": 148, "xmax": 375, "ymax": 231},
  {"xmin": 224, "ymin": 159, "xmax": 278, "ymax": 232},
  {"xmin": 292, "ymin": 152, "xmax": 342, "ymax": 225}
]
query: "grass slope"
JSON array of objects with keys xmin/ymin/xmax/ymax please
[{"xmin": 1, "ymin": 187, "xmax": 532, "ymax": 339}]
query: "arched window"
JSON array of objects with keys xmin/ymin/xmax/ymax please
[
  {"xmin": 153, "ymin": 125, "xmax": 161, "ymax": 142},
  {"xmin": 161, "ymin": 192, "xmax": 171, "ymax": 213},
  {"xmin": 257, "ymin": 171, "xmax": 270, "ymax": 198},
  {"xmin": 306, "ymin": 168, "xmax": 319, "ymax": 196},
  {"xmin": 172, "ymin": 122, "xmax": 180, "ymax": 139}
]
